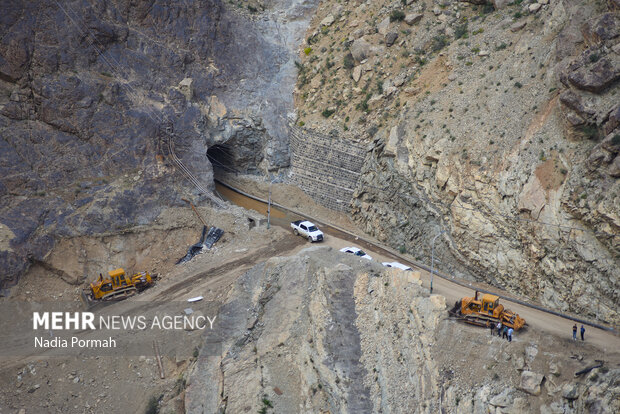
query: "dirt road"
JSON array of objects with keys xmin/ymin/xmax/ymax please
[{"xmin": 216, "ymin": 180, "xmax": 620, "ymax": 355}]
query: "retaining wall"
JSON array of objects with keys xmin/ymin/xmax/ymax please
[{"xmin": 289, "ymin": 123, "xmax": 366, "ymax": 211}]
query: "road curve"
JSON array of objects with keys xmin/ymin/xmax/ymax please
[{"xmin": 215, "ymin": 179, "xmax": 620, "ymax": 353}]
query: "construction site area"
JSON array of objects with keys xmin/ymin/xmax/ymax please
[
  {"xmin": 0, "ymin": 177, "xmax": 618, "ymax": 413},
  {"xmin": 1, "ymin": 0, "xmax": 619, "ymax": 412}
]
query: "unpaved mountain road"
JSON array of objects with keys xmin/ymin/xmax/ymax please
[{"xmin": 216, "ymin": 180, "xmax": 620, "ymax": 355}]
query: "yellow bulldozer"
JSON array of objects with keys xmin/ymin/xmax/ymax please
[
  {"xmin": 449, "ymin": 291, "xmax": 526, "ymax": 330},
  {"xmin": 81, "ymin": 268, "xmax": 156, "ymax": 306}
]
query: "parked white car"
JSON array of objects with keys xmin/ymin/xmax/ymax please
[
  {"xmin": 382, "ymin": 262, "xmax": 412, "ymax": 271},
  {"xmin": 339, "ymin": 247, "xmax": 372, "ymax": 260},
  {"xmin": 291, "ymin": 220, "xmax": 324, "ymax": 242}
]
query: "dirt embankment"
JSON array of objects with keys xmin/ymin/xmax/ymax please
[{"xmin": 186, "ymin": 246, "xmax": 620, "ymax": 414}]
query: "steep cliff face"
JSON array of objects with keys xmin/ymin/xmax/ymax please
[
  {"xmin": 185, "ymin": 247, "xmax": 620, "ymax": 413},
  {"xmin": 293, "ymin": 0, "xmax": 619, "ymax": 324},
  {"xmin": 0, "ymin": 0, "xmax": 318, "ymax": 287}
]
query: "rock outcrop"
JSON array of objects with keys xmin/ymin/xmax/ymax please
[
  {"xmin": 185, "ymin": 247, "xmax": 620, "ymax": 413},
  {"xmin": 294, "ymin": 0, "xmax": 620, "ymax": 324},
  {"xmin": 0, "ymin": 0, "xmax": 318, "ymax": 288}
]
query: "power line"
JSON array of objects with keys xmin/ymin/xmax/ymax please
[
  {"xmin": 51, "ymin": 2, "xmax": 618, "ymax": 239},
  {"xmin": 51, "ymin": 0, "xmax": 225, "ymax": 207}
]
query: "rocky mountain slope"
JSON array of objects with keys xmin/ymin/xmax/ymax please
[
  {"xmin": 0, "ymin": 0, "xmax": 317, "ymax": 289},
  {"xmin": 185, "ymin": 247, "xmax": 620, "ymax": 413},
  {"xmin": 292, "ymin": 0, "xmax": 619, "ymax": 324}
]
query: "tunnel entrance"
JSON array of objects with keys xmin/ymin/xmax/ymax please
[
  {"xmin": 206, "ymin": 138, "xmax": 264, "ymax": 175},
  {"xmin": 207, "ymin": 144, "xmax": 236, "ymax": 174}
]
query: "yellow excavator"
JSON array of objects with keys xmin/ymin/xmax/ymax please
[
  {"xmin": 449, "ymin": 291, "xmax": 526, "ymax": 330},
  {"xmin": 81, "ymin": 268, "xmax": 156, "ymax": 306}
]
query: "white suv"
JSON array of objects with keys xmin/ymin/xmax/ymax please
[{"xmin": 339, "ymin": 247, "xmax": 372, "ymax": 260}]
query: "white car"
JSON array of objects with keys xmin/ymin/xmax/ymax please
[
  {"xmin": 339, "ymin": 247, "xmax": 372, "ymax": 260},
  {"xmin": 382, "ymin": 262, "xmax": 412, "ymax": 271},
  {"xmin": 291, "ymin": 220, "xmax": 324, "ymax": 242}
]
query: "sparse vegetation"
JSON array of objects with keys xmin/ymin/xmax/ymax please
[
  {"xmin": 303, "ymin": 47, "xmax": 312, "ymax": 55},
  {"xmin": 579, "ymin": 124, "xmax": 599, "ymax": 140},
  {"xmin": 343, "ymin": 53, "xmax": 354, "ymax": 69},
  {"xmin": 431, "ymin": 35, "xmax": 448, "ymax": 52},
  {"xmin": 321, "ymin": 108, "xmax": 335, "ymax": 118},
  {"xmin": 455, "ymin": 22, "xmax": 469, "ymax": 39},
  {"xmin": 390, "ymin": 10, "xmax": 405, "ymax": 22}
]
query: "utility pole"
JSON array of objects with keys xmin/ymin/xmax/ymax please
[
  {"xmin": 267, "ymin": 171, "xmax": 280, "ymax": 229},
  {"xmin": 430, "ymin": 230, "xmax": 446, "ymax": 294},
  {"xmin": 267, "ymin": 179, "xmax": 274, "ymax": 229}
]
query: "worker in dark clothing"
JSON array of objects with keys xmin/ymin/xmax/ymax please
[
  {"xmin": 490, "ymin": 322, "xmax": 494, "ymax": 336},
  {"xmin": 572, "ymin": 324, "xmax": 577, "ymax": 340},
  {"xmin": 580, "ymin": 325, "xmax": 585, "ymax": 341},
  {"xmin": 502, "ymin": 325, "xmax": 508, "ymax": 339}
]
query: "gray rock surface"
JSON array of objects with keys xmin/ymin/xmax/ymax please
[
  {"xmin": 0, "ymin": 0, "xmax": 320, "ymax": 288},
  {"xmin": 519, "ymin": 371, "xmax": 545, "ymax": 396}
]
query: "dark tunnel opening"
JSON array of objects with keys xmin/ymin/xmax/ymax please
[
  {"xmin": 207, "ymin": 144, "xmax": 236, "ymax": 174},
  {"xmin": 207, "ymin": 141, "xmax": 263, "ymax": 175}
]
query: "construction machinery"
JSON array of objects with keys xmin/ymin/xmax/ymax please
[
  {"xmin": 449, "ymin": 291, "xmax": 526, "ymax": 330},
  {"xmin": 81, "ymin": 268, "xmax": 156, "ymax": 306}
]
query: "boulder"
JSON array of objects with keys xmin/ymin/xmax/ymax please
[
  {"xmin": 525, "ymin": 345, "xmax": 539, "ymax": 364},
  {"xmin": 320, "ymin": 14, "xmax": 335, "ymax": 27},
  {"xmin": 385, "ymin": 32, "xmax": 399, "ymax": 47},
  {"xmin": 489, "ymin": 388, "xmax": 514, "ymax": 407},
  {"xmin": 568, "ymin": 57, "xmax": 620, "ymax": 93},
  {"xmin": 352, "ymin": 65, "xmax": 362, "ymax": 83},
  {"xmin": 511, "ymin": 21, "xmax": 527, "ymax": 32},
  {"xmin": 377, "ymin": 17, "xmax": 391, "ymax": 36},
  {"xmin": 519, "ymin": 371, "xmax": 545, "ymax": 396},
  {"xmin": 529, "ymin": 3, "xmax": 542, "ymax": 13},
  {"xmin": 548, "ymin": 361, "xmax": 561, "ymax": 376},
  {"xmin": 561, "ymin": 383, "xmax": 580, "ymax": 400},
  {"xmin": 351, "ymin": 37, "xmax": 371, "ymax": 62},
  {"xmin": 405, "ymin": 13, "xmax": 423, "ymax": 26}
]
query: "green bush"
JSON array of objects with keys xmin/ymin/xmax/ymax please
[
  {"xmin": 454, "ymin": 22, "xmax": 468, "ymax": 39},
  {"xmin": 431, "ymin": 35, "xmax": 448, "ymax": 52},
  {"xmin": 321, "ymin": 108, "xmax": 335, "ymax": 118},
  {"xmin": 390, "ymin": 10, "xmax": 406, "ymax": 22},
  {"xmin": 343, "ymin": 53, "xmax": 355, "ymax": 69},
  {"xmin": 303, "ymin": 47, "xmax": 312, "ymax": 55},
  {"xmin": 579, "ymin": 124, "xmax": 599, "ymax": 140}
]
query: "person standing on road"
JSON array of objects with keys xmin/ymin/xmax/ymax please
[
  {"xmin": 497, "ymin": 322, "xmax": 502, "ymax": 337},
  {"xmin": 502, "ymin": 325, "xmax": 508, "ymax": 339},
  {"xmin": 573, "ymin": 324, "xmax": 577, "ymax": 340},
  {"xmin": 508, "ymin": 327, "xmax": 514, "ymax": 342},
  {"xmin": 490, "ymin": 322, "xmax": 495, "ymax": 336},
  {"xmin": 580, "ymin": 325, "xmax": 585, "ymax": 341}
]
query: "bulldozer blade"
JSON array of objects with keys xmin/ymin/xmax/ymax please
[{"xmin": 81, "ymin": 289, "xmax": 95, "ymax": 309}]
